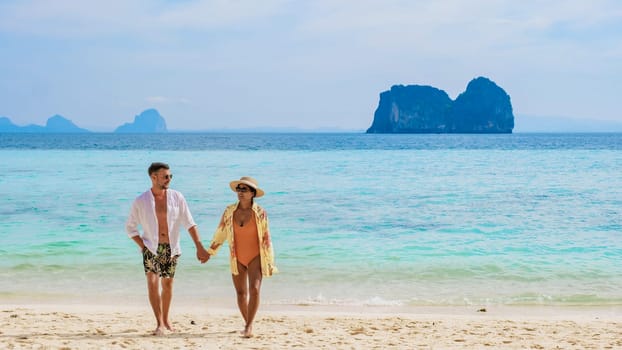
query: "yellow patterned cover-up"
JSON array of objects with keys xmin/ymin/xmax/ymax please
[{"xmin": 207, "ymin": 202, "xmax": 278, "ymax": 277}]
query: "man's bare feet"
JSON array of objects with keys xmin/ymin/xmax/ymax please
[
  {"xmin": 152, "ymin": 326, "xmax": 165, "ymax": 336},
  {"xmin": 164, "ymin": 322, "xmax": 175, "ymax": 332}
]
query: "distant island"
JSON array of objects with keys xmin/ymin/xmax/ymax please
[
  {"xmin": 367, "ymin": 77, "xmax": 514, "ymax": 133},
  {"xmin": 0, "ymin": 109, "xmax": 168, "ymax": 133},
  {"xmin": 0, "ymin": 115, "xmax": 90, "ymax": 133},
  {"xmin": 114, "ymin": 109, "xmax": 167, "ymax": 133}
]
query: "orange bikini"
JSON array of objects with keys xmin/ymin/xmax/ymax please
[{"xmin": 234, "ymin": 213, "xmax": 260, "ymax": 268}]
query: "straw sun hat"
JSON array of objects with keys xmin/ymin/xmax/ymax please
[{"xmin": 229, "ymin": 176, "xmax": 264, "ymax": 198}]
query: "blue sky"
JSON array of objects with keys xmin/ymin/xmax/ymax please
[{"xmin": 1, "ymin": 0, "xmax": 621, "ymax": 131}]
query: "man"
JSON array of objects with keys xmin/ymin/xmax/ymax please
[{"xmin": 126, "ymin": 162, "xmax": 209, "ymax": 335}]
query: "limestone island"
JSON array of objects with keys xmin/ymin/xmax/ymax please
[
  {"xmin": 366, "ymin": 77, "xmax": 514, "ymax": 133},
  {"xmin": 0, "ymin": 115, "xmax": 90, "ymax": 133},
  {"xmin": 114, "ymin": 109, "xmax": 168, "ymax": 133},
  {"xmin": 0, "ymin": 109, "xmax": 168, "ymax": 133}
]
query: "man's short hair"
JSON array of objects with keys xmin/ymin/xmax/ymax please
[{"xmin": 148, "ymin": 162, "xmax": 170, "ymax": 175}]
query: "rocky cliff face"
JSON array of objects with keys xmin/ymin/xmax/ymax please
[
  {"xmin": 369, "ymin": 85, "xmax": 453, "ymax": 133},
  {"xmin": 366, "ymin": 77, "xmax": 514, "ymax": 133}
]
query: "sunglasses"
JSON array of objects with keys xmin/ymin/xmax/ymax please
[
  {"xmin": 235, "ymin": 186, "xmax": 253, "ymax": 193},
  {"xmin": 161, "ymin": 174, "xmax": 173, "ymax": 180}
]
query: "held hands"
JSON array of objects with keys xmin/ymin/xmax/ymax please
[
  {"xmin": 189, "ymin": 226, "xmax": 210, "ymax": 263},
  {"xmin": 196, "ymin": 244, "xmax": 210, "ymax": 264}
]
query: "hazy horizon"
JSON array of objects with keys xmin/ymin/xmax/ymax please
[{"xmin": 4, "ymin": 112, "xmax": 622, "ymax": 133}]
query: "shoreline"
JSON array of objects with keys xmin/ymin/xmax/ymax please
[
  {"xmin": 2, "ymin": 303, "xmax": 621, "ymax": 349},
  {"xmin": 3, "ymin": 300, "xmax": 622, "ymax": 318}
]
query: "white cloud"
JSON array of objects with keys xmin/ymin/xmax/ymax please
[
  {"xmin": 293, "ymin": 0, "xmax": 622, "ymax": 48},
  {"xmin": 0, "ymin": 0, "xmax": 287, "ymax": 38}
]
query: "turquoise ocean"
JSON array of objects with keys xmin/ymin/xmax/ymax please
[{"xmin": 1, "ymin": 133, "xmax": 621, "ymax": 309}]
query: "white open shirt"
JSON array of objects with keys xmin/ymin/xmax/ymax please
[{"xmin": 126, "ymin": 189, "xmax": 196, "ymax": 256}]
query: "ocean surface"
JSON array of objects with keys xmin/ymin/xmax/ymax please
[{"xmin": 1, "ymin": 133, "xmax": 621, "ymax": 309}]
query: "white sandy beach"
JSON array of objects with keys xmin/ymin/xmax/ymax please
[{"xmin": 2, "ymin": 303, "xmax": 620, "ymax": 349}]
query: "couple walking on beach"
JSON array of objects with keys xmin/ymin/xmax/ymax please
[{"xmin": 125, "ymin": 162, "xmax": 278, "ymax": 337}]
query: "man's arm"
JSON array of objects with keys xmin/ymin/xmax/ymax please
[
  {"xmin": 126, "ymin": 200, "xmax": 145, "ymax": 251},
  {"xmin": 188, "ymin": 225, "xmax": 209, "ymax": 263},
  {"xmin": 131, "ymin": 235, "xmax": 146, "ymax": 250}
]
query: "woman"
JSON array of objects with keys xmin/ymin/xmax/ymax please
[{"xmin": 204, "ymin": 176, "xmax": 277, "ymax": 338}]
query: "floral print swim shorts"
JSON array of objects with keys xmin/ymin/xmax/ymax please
[{"xmin": 142, "ymin": 243, "xmax": 179, "ymax": 278}]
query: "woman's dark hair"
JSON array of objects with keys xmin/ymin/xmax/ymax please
[{"xmin": 148, "ymin": 162, "xmax": 170, "ymax": 175}]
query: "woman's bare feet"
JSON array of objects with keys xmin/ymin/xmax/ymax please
[
  {"xmin": 164, "ymin": 322, "xmax": 176, "ymax": 332},
  {"xmin": 152, "ymin": 326, "xmax": 165, "ymax": 336},
  {"xmin": 242, "ymin": 324, "xmax": 253, "ymax": 338}
]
